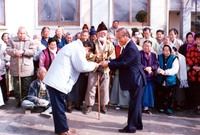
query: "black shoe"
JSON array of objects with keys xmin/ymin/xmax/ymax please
[
  {"xmin": 66, "ymin": 107, "xmax": 73, "ymax": 113},
  {"xmin": 118, "ymin": 128, "xmax": 136, "ymax": 133},
  {"xmin": 136, "ymin": 126, "xmax": 143, "ymax": 130},
  {"xmin": 118, "ymin": 129, "xmax": 128, "ymax": 133},
  {"xmin": 101, "ymin": 107, "xmax": 108, "ymax": 114},
  {"xmin": 83, "ymin": 107, "xmax": 92, "ymax": 115},
  {"xmin": 142, "ymin": 110, "xmax": 152, "ymax": 115}
]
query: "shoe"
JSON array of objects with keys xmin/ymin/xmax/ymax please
[
  {"xmin": 66, "ymin": 106, "xmax": 73, "ymax": 113},
  {"xmin": 136, "ymin": 126, "xmax": 143, "ymax": 130},
  {"xmin": 83, "ymin": 106, "xmax": 92, "ymax": 114},
  {"xmin": 118, "ymin": 128, "xmax": 136, "ymax": 133},
  {"xmin": 66, "ymin": 108, "xmax": 73, "ymax": 113},
  {"xmin": 41, "ymin": 107, "xmax": 52, "ymax": 118},
  {"xmin": 101, "ymin": 107, "xmax": 108, "ymax": 114},
  {"xmin": 115, "ymin": 106, "xmax": 120, "ymax": 110},
  {"xmin": 166, "ymin": 108, "xmax": 173, "ymax": 116},
  {"xmin": 157, "ymin": 108, "xmax": 164, "ymax": 113},
  {"xmin": 142, "ymin": 110, "xmax": 152, "ymax": 115},
  {"xmin": 58, "ymin": 129, "xmax": 76, "ymax": 135}
]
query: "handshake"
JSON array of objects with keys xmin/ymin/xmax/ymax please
[
  {"xmin": 15, "ymin": 50, "xmax": 24, "ymax": 57},
  {"xmin": 37, "ymin": 99, "xmax": 49, "ymax": 107},
  {"xmin": 94, "ymin": 60, "xmax": 109, "ymax": 73}
]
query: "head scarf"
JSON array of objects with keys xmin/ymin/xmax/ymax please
[{"xmin": 186, "ymin": 32, "xmax": 195, "ymax": 51}]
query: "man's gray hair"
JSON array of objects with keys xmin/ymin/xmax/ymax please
[
  {"xmin": 116, "ymin": 27, "xmax": 130, "ymax": 38},
  {"xmin": 37, "ymin": 67, "xmax": 46, "ymax": 74}
]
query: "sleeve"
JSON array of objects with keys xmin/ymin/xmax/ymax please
[
  {"xmin": 151, "ymin": 53, "xmax": 159, "ymax": 71},
  {"xmin": 6, "ymin": 39, "xmax": 16, "ymax": 57},
  {"xmin": 27, "ymin": 81, "xmax": 39, "ymax": 104},
  {"xmin": 23, "ymin": 40, "xmax": 36, "ymax": 57},
  {"xmin": 39, "ymin": 51, "xmax": 46, "ymax": 68},
  {"xmin": 71, "ymin": 44, "xmax": 96, "ymax": 73},
  {"xmin": 165, "ymin": 58, "xmax": 179, "ymax": 76}
]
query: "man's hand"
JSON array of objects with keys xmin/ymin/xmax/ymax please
[
  {"xmin": 37, "ymin": 99, "xmax": 49, "ymax": 107},
  {"xmin": 100, "ymin": 60, "xmax": 109, "ymax": 68},
  {"xmin": 144, "ymin": 67, "xmax": 152, "ymax": 74},
  {"xmin": 15, "ymin": 50, "xmax": 24, "ymax": 57},
  {"xmin": 158, "ymin": 69, "xmax": 166, "ymax": 75}
]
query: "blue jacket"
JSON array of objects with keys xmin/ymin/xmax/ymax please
[
  {"xmin": 26, "ymin": 78, "xmax": 50, "ymax": 104},
  {"xmin": 156, "ymin": 54, "xmax": 177, "ymax": 86}
]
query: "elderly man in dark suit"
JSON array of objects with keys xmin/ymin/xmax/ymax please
[{"xmin": 101, "ymin": 27, "xmax": 146, "ymax": 133}]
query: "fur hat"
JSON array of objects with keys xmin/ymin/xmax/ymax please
[
  {"xmin": 97, "ymin": 22, "xmax": 108, "ymax": 32},
  {"xmin": 135, "ymin": 32, "xmax": 143, "ymax": 38},
  {"xmin": 90, "ymin": 26, "xmax": 96, "ymax": 35},
  {"xmin": 82, "ymin": 24, "xmax": 89, "ymax": 31}
]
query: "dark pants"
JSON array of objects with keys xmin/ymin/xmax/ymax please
[
  {"xmin": 47, "ymin": 85, "xmax": 68, "ymax": 134},
  {"xmin": 13, "ymin": 76, "xmax": 33, "ymax": 104},
  {"xmin": 188, "ymin": 81, "xmax": 200, "ymax": 108},
  {"xmin": 125, "ymin": 81, "xmax": 145, "ymax": 132},
  {"xmin": 0, "ymin": 74, "xmax": 8, "ymax": 102},
  {"xmin": 156, "ymin": 84, "xmax": 176, "ymax": 110}
]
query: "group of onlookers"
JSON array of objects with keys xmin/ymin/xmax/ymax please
[
  {"xmin": 0, "ymin": 20, "xmax": 200, "ymax": 118},
  {"xmin": 132, "ymin": 27, "xmax": 200, "ymax": 116}
]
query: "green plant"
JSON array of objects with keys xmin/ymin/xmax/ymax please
[{"xmin": 135, "ymin": 10, "xmax": 147, "ymax": 27}]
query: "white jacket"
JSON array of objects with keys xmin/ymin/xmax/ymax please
[{"xmin": 43, "ymin": 40, "xmax": 96, "ymax": 94}]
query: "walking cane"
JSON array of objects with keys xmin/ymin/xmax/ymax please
[
  {"xmin": 18, "ymin": 57, "xmax": 22, "ymax": 102},
  {"xmin": 97, "ymin": 72, "xmax": 100, "ymax": 120}
]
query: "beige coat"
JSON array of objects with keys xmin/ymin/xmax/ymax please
[
  {"xmin": 93, "ymin": 39, "xmax": 116, "ymax": 73},
  {"xmin": 6, "ymin": 36, "xmax": 36, "ymax": 77}
]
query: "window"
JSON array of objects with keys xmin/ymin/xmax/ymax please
[
  {"xmin": 113, "ymin": 0, "xmax": 150, "ymax": 25},
  {"xmin": 38, "ymin": 0, "xmax": 80, "ymax": 26},
  {"xmin": 0, "ymin": 0, "xmax": 5, "ymax": 26}
]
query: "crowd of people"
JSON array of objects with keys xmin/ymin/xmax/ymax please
[{"xmin": 0, "ymin": 20, "xmax": 200, "ymax": 134}]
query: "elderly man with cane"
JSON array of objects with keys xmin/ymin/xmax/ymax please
[{"xmin": 6, "ymin": 26, "xmax": 36, "ymax": 108}]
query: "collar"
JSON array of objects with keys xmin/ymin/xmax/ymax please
[{"xmin": 119, "ymin": 39, "xmax": 131, "ymax": 49}]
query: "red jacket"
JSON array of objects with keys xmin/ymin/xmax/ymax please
[{"xmin": 186, "ymin": 44, "xmax": 200, "ymax": 82}]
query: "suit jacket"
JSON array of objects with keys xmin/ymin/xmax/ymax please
[{"xmin": 108, "ymin": 40, "xmax": 146, "ymax": 90}]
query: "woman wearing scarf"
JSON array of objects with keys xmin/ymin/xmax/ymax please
[
  {"xmin": 39, "ymin": 38, "xmax": 60, "ymax": 71},
  {"xmin": 178, "ymin": 32, "xmax": 195, "ymax": 110},
  {"xmin": 179, "ymin": 32, "xmax": 195, "ymax": 57}
]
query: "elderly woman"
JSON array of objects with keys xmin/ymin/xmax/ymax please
[
  {"xmin": 39, "ymin": 38, "xmax": 60, "ymax": 71},
  {"xmin": 156, "ymin": 45, "xmax": 179, "ymax": 115},
  {"xmin": 140, "ymin": 40, "xmax": 159, "ymax": 114}
]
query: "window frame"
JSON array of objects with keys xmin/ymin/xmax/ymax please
[
  {"xmin": 113, "ymin": 0, "xmax": 150, "ymax": 26},
  {"xmin": 38, "ymin": 0, "xmax": 80, "ymax": 26},
  {"xmin": 0, "ymin": 0, "xmax": 5, "ymax": 26}
]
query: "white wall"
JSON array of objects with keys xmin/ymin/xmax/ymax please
[{"xmin": 2, "ymin": 0, "xmax": 35, "ymax": 37}]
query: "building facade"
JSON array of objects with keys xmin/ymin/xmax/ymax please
[{"xmin": 0, "ymin": 0, "xmax": 199, "ymax": 41}]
